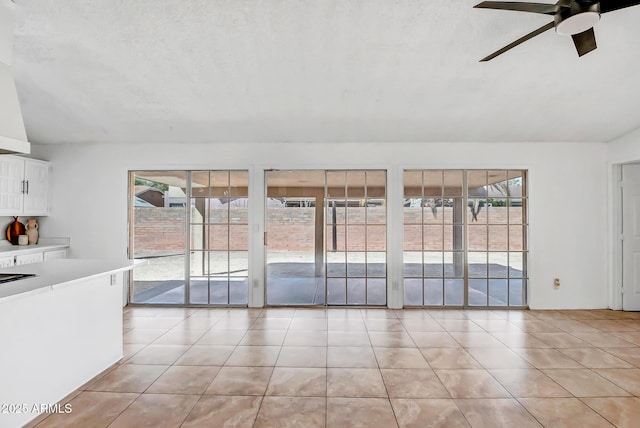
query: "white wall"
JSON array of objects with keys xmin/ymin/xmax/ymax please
[
  {"xmin": 0, "ymin": 0, "xmax": 13, "ymax": 65},
  {"xmin": 32, "ymin": 141, "xmax": 609, "ymax": 310},
  {"xmin": 608, "ymin": 128, "xmax": 640, "ymax": 165}
]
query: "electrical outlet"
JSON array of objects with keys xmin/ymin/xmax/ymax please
[
  {"xmin": 253, "ymin": 279, "xmax": 259, "ymax": 289},
  {"xmin": 554, "ymin": 278, "xmax": 560, "ymax": 288}
]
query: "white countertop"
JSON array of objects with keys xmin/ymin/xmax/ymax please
[
  {"xmin": 0, "ymin": 258, "xmax": 138, "ymax": 302},
  {"xmin": 0, "ymin": 237, "xmax": 70, "ymax": 255}
]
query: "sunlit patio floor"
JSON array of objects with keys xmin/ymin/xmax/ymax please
[{"xmin": 133, "ymin": 263, "xmax": 523, "ymax": 307}]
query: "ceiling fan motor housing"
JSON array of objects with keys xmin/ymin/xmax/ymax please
[{"xmin": 555, "ymin": 1, "xmax": 601, "ymax": 36}]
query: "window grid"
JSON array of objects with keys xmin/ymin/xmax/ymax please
[
  {"xmin": 403, "ymin": 169, "xmax": 528, "ymax": 308},
  {"xmin": 326, "ymin": 170, "xmax": 387, "ymax": 306},
  {"xmin": 190, "ymin": 170, "xmax": 249, "ymax": 306}
]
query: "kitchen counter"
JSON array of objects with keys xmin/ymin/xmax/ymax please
[
  {"xmin": 0, "ymin": 258, "xmax": 139, "ymax": 428},
  {"xmin": 0, "ymin": 258, "xmax": 137, "ymax": 301}
]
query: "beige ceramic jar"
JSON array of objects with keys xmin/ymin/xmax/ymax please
[{"xmin": 26, "ymin": 218, "xmax": 38, "ymax": 245}]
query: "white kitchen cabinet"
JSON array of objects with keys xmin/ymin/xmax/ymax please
[
  {"xmin": 23, "ymin": 158, "xmax": 49, "ymax": 214},
  {"xmin": 0, "ymin": 155, "xmax": 23, "ymax": 213},
  {"xmin": 0, "ymin": 254, "xmax": 13, "ymax": 268},
  {"xmin": 0, "ymin": 155, "xmax": 49, "ymax": 216},
  {"xmin": 0, "ymin": 241, "xmax": 69, "ymax": 268},
  {"xmin": 44, "ymin": 248, "xmax": 67, "ymax": 261},
  {"xmin": 0, "ymin": 260, "xmax": 136, "ymax": 428},
  {"xmin": 15, "ymin": 251, "xmax": 43, "ymax": 265}
]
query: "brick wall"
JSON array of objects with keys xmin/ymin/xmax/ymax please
[
  {"xmin": 403, "ymin": 207, "xmax": 524, "ymax": 252},
  {"xmin": 266, "ymin": 208, "xmax": 316, "ymax": 251},
  {"xmin": 133, "ymin": 208, "xmax": 187, "ymax": 256},
  {"xmin": 134, "ymin": 206, "xmax": 524, "ymax": 255}
]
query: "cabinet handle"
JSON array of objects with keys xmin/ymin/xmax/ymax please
[
  {"xmin": 25, "ymin": 180, "xmax": 29, "ymax": 195},
  {"xmin": 21, "ymin": 180, "xmax": 25, "ymax": 194}
]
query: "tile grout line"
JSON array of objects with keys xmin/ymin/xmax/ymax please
[
  {"xmin": 367, "ymin": 310, "xmax": 401, "ymax": 428},
  {"xmin": 249, "ymin": 309, "xmax": 293, "ymax": 427}
]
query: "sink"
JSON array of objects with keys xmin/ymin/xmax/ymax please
[{"xmin": 0, "ymin": 273, "xmax": 37, "ymax": 283}]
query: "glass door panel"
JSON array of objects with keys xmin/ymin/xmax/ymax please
[
  {"xmin": 130, "ymin": 170, "xmax": 248, "ymax": 306},
  {"xmin": 266, "ymin": 170, "xmax": 326, "ymax": 305},
  {"xmin": 189, "ymin": 170, "xmax": 249, "ymax": 305},
  {"xmin": 268, "ymin": 169, "xmax": 386, "ymax": 306},
  {"xmin": 403, "ymin": 169, "xmax": 527, "ymax": 308},
  {"xmin": 130, "ymin": 171, "xmax": 188, "ymax": 304},
  {"xmin": 403, "ymin": 170, "xmax": 464, "ymax": 306},
  {"xmin": 331, "ymin": 170, "xmax": 386, "ymax": 305},
  {"xmin": 189, "ymin": 171, "xmax": 211, "ymax": 304}
]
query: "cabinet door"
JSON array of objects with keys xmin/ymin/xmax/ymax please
[
  {"xmin": 0, "ymin": 156, "xmax": 24, "ymax": 215},
  {"xmin": 0, "ymin": 255, "xmax": 14, "ymax": 268},
  {"xmin": 44, "ymin": 249, "xmax": 67, "ymax": 261},
  {"xmin": 15, "ymin": 252, "xmax": 43, "ymax": 265},
  {"xmin": 23, "ymin": 159, "xmax": 49, "ymax": 216}
]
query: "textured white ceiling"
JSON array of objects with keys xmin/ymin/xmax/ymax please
[{"xmin": 11, "ymin": 0, "xmax": 640, "ymax": 144}]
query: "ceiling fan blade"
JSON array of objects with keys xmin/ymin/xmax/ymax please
[
  {"xmin": 600, "ymin": 0, "xmax": 640, "ymax": 13},
  {"xmin": 572, "ymin": 27, "xmax": 597, "ymax": 56},
  {"xmin": 599, "ymin": 0, "xmax": 640, "ymax": 13},
  {"xmin": 474, "ymin": 1, "xmax": 563, "ymax": 14},
  {"xmin": 480, "ymin": 21, "xmax": 555, "ymax": 61}
]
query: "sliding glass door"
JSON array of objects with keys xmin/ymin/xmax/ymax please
[
  {"xmin": 265, "ymin": 170, "xmax": 387, "ymax": 306},
  {"xmin": 129, "ymin": 170, "xmax": 249, "ymax": 306},
  {"xmin": 403, "ymin": 169, "xmax": 527, "ymax": 308}
]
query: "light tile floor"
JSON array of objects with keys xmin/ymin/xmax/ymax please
[{"xmin": 27, "ymin": 308, "xmax": 640, "ymax": 428}]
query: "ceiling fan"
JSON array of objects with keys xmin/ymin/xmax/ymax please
[{"xmin": 475, "ymin": 0, "xmax": 640, "ymax": 61}]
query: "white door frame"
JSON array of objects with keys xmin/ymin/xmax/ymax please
[
  {"xmin": 610, "ymin": 163, "xmax": 623, "ymax": 310},
  {"xmin": 611, "ymin": 162, "xmax": 640, "ymax": 310}
]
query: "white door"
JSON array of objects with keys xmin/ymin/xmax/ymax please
[{"xmin": 622, "ymin": 163, "xmax": 640, "ymax": 311}]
